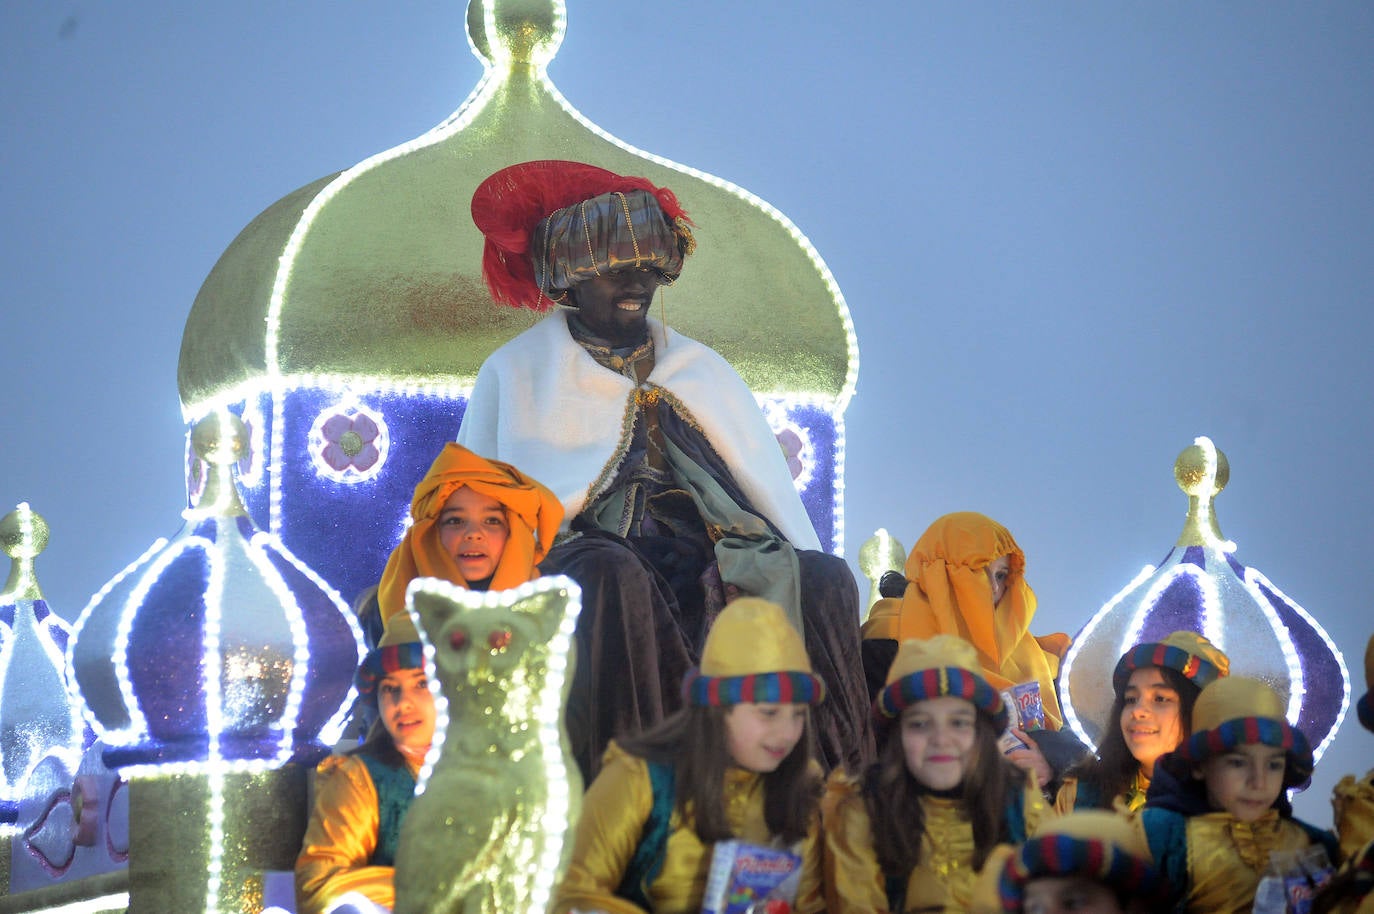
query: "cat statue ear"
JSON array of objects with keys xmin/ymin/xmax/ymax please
[{"xmin": 393, "ymin": 575, "xmax": 583, "ymax": 914}]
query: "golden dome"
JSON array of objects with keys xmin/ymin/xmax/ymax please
[{"xmin": 177, "ymin": 0, "xmax": 856, "ymax": 416}]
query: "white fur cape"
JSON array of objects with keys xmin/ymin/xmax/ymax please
[{"xmin": 457, "ymin": 311, "xmax": 821, "ymax": 551}]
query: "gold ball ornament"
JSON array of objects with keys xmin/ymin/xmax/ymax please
[
  {"xmin": 1175, "ymin": 440, "xmax": 1230, "ymax": 497},
  {"xmin": 0, "ymin": 502, "xmax": 49, "ymax": 560},
  {"xmin": 190, "ymin": 411, "xmax": 250, "ymax": 466}
]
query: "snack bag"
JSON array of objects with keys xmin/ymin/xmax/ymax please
[
  {"xmin": 1009, "ymin": 681, "xmax": 1046, "ymax": 730},
  {"xmin": 998, "ymin": 688, "xmax": 1029, "ymax": 753},
  {"xmin": 700, "ymin": 841, "xmax": 802, "ymax": 914}
]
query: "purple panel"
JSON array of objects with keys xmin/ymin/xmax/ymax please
[
  {"xmin": 786, "ymin": 402, "xmax": 838, "ymax": 553},
  {"xmin": 1137, "ymin": 575, "xmax": 1204, "ymax": 644},
  {"xmin": 1181, "ymin": 546, "xmax": 1206, "ymax": 568},
  {"xmin": 1226, "ymin": 553, "xmax": 1248, "ymax": 576},
  {"xmin": 1257, "ymin": 579, "xmax": 1344, "ymax": 755},
  {"xmin": 277, "ymin": 390, "xmax": 465, "ymax": 607},
  {"xmin": 259, "ymin": 546, "xmax": 360, "ymax": 747},
  {"xmin": 126, "ymin": 551, "xmax": 210, "ymax": 746}
]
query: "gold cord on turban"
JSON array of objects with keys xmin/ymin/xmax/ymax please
[{"xmin": 377, "ymin": 444, "xmax": 564, "ymax": 621}]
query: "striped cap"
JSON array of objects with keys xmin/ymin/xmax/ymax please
[
  {"xmin": 875, "ymin": 635, "xmax": 1007, "ymax": 729},
  {"xmin": 682, "ymin": 669, "xmax": 825, "ymax": 707},
  {"xmin": 1112, "ymin": 630, "xmax": 1229, "ymax": 693},
  {"xmin": 354, "ymin": 611, "xmax": 425, "ymax": 699},
  {"xmin": 683, "ymin": 598, "xmax": 824, "ymax": 707},
  {"xmin": 997, "ymin": 811, "xmax": 1172, "ymax": 910},
  {"xmin": 1171, "ymin": 676, "xmax": 1314, "ymax": 787}
]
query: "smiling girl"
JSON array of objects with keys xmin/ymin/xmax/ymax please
[
  {"xmin": 1056, "ymin": 631, "xmax": 1228, "ymax": 814},
  {"xmin": 295, "ymin": 612, "xmax": 434, "ymax": 913},
  {"xmin": 376, "ymin": 442, "xmax": 562, "ymax": 617},
  {"xmin": 822, "ymin": 635, "xmax": 1052, "ymax": 913},
  {"xmin": 553, "ymin": 598, "xmax": 826, "ymax": 914}
]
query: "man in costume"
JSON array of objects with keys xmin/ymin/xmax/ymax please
[{"xmin": 460, "ymin": 160, "xmax": 871, "ymax": 780}]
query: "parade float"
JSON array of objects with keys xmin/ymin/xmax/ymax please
[{"xmin": 0, "ymin": 1, "xmax": 1348, "ymax": 912}]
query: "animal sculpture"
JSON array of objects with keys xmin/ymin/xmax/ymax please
[{"xmin": 393, "ymin": 576, "xmax": 582, "ymax": 914}]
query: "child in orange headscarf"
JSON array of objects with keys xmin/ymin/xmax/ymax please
[
  {"xmin": 863, "ymin": 512, "xmax": 1086, "ymax": 788},
  {"xmin": 376, "ymin": 443, "xmax": 563, "ymax": 621}
]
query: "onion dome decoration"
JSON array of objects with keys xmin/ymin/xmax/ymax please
[
  {"xmin": 858, "ymin": 528, "xmax": 907, "ymax": 613},
  {"xmin": 1061, "ymin": 437, "xmax": 1350, "ymax": 765},
  {"xmin": 67, "ymin": 414, "xmax": 363, "ymax": 773},
  {"xmin": 0, "ymin": 504, "xmax": 88, "ymax": 831},
  {"xmin": 176, "ymin": 0, "xmax": 858, "ymax": 608}
]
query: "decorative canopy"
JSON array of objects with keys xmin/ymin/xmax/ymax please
[
  {"xmin": 177, "ymin": 0, "xmax": 857, "ymax": 418},
  {"xmin": 1060, "ymin": 437, "xmax": 1350, "ymax": 768}
]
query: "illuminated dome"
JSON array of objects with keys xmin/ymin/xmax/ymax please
[
  {"xmin": 175, "ymin": 0, "xmax": 857, "ymax": 604},
  {"xmin": 67, "ymin": 415, "xmax": 363, "ymax": 772},
  {"xmin": 0, "ymin": 505, "xmax": 88, "ymax": 831},
  {"xmin": 1061, "ymin": 437, "xmax": 1350, "ymax": 765}
]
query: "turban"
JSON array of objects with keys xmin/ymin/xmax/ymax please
[
  {"xmin": 377, "ymin": 444, "xmax": 563, "ymax": 620},
  {"xmin": 471, "ymin": 160, "xmax": 694, "ymax": 309}
]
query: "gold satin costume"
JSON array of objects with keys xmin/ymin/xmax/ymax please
[
  {"xmin": 862, "ymin": 513, "xmax": 1070, "ymax": 729},
  {"xmin": 819, "ymin": 769, "xmax": 1051, "ymax": 914},
  {"xmin": 1052, "ymin": 771, "xmax": 1149, "ymax": 815},
  {"xmin": 1142, "ymin": 810, "xmax": 1326, "ymax": 914},
  {"xmin": 552, "ymin": 741, "xmax": 825, "ymax": 914},
  {"xmin": 295, "ymin": 752, "xmax": 423, "ymax": 914},
  {"xmin": 378, "ymin": 442, "xmax": 563, "ymax": 620}
]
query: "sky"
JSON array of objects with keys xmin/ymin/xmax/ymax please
[{"xmin": 2, "ymin": 3, "xmax": 1371, "ymax": 821}]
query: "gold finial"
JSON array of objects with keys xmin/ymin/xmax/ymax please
[
  {"xmin": 1174, "ymin": 436, "xmax": 1230, "ymax": 547},
  {"xmin": 858, "ymin": 528, "xmax": 907, "ymax": 612},
  {"xmin": 0, "ymin": 502, "xmax": 49, "ymax": 601},
  {"xmin": 466, "ymin": 0, "xmax": 565, "ymax": 68},
  {"xmin": 189, "ymin": 412, "xmax": 250, "ymax": 518}
]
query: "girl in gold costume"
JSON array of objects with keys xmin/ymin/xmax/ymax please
[
  {"xmin": 1055, "ymin": 630, "xmax": 1228, "ymax": 814},
  {"xmin": 1137, "ymin": 675, "xmax": 1339, "ymax": 913},
  {"xmin": 295, "ymin": 611, "xmax": 434, "ymax": 913},
  {"xmin": 552, "ymin": 598, "xmax": 827, "ymax": 914},
  {"xmin": 821, "ymin": 635, "xmax": 1052, "ymax": 913}
]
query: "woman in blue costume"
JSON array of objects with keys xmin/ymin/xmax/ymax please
[{"xmin": 460, "ymin": 160, "xmax": 872, "ymax": 781}]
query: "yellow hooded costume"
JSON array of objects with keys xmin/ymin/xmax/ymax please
[{"xmin": 862, "ymin": 512, "xmax": 1071, "ymax": 729}]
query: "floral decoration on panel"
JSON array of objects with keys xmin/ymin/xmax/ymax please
[
  {"xmin": 762, "ymin": 403, "xmax": 815, "ymax": 491},
  {"xmin": 309, "ymin": 403, "xmax": 389, "ymax": 483}
]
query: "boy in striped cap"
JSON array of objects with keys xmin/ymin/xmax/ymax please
[{"xmin": 1139, "ymin": 675, "xmax": 1339, "ymax": 913}]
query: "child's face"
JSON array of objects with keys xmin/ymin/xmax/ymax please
[
  {"xmin": 900, "ymin": 696, "xmax": 979, "ymax": 791},
  {"xmin": 1023, "ymin": 877, "xmax": 1127, "ymax": 914},
  {"xmin": 724, "ymin": 702, "xmax": 807, "ymax": 773},
  {"xmin": 437, "ymin": 485, "xmax": 510, "ymax": 582},
  {"xmin": 378, "ymin": 668, "xmax": 435, "ymax": 757},
  {"xmin": 1196, "ymin": 742, "xmax": 1287, "ymax": 822},
  {"xmin": 1118, "ymin": 666, "xmax": 1183, "ymax": 776},
  {"xmin": 985, "ymin": 555, "xmax": 1012, "ymax": 607}
]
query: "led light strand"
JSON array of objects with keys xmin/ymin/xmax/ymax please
[
  {"xmin": 67, "ymin": 539, "xmax": 168, "ymax": 738},
  {"xmin": 109, "ymin": 539, "xmax": 210, "ymax": 745},
  {"xmin": 1244, "ymin": 567, "xmax": 1350, "ymax": 762},
  {"xmin": 531, "ymin": 576, "xmax": 580, "ymax": 914},
  {"xmin": 1059, "ymin": 565, "xmax": 1156, "ymax": 749},
  {"xmin": 1232, "ymin": 567, "xmax": 1310, "ymax": 728}
]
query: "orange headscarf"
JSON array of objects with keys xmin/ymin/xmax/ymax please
[
  {"xmin": 862, "ymin": 512, "xmax": 1071, "ymax": 729},
  {"xmin": 377, "ymin": 444, "xmax": 564, "ymax": 621}
]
